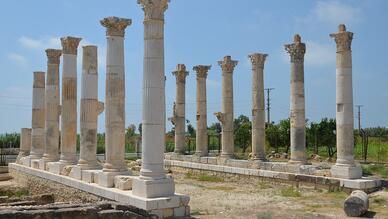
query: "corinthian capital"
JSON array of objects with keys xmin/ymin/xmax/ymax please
[
  {"xmin": 138, "ymin": 0, "xmax": 169, "ymax": 21},
  {"xmin": 45, "ymin": 49, "xmax": 62, "ymax": 64},
  {"xmin": 248, "ymin": 53, "xmax": 268, "ymax": 68},
  {"xmin": 330, "ymin": 24, "xmax": 353, "ymax": 52},
  {"xmin": 172, "ymin": 64, "xmax": 189, "ymax": 83},
  {"xmin": 285, "ymin": 34, "xmax": 306, "ymax": 63},
  {"xmin": 61, "ymin": 36, "xmax": 82, "ymax": 55},
  {"xmin": 193, "ymin": 65, "xmax": 211, "ymax": 78},
  {"xmin": 100, "ymin": 16, "xmax": 132, "ymax": 37},
  {"xmin": 218, "ymin": 56, "xmax": 238, "ymax": 73}
]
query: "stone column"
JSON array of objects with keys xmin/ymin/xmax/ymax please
[
  {"xmin": 98, "ymin": 17, "xmax": 131, "ymax": 187},
  {"xmin": 16, "ymin": 128, "xmax": 31, "ymax": 164},
  {"xmin": 172, "ymin": 64, "xmax": 189, "ymax": 154},
  {"xmin": 193, "ymin": 65, "xmax": 211, "ymax": 156},
  {"xmin": 285, "ymin": 34, "xmax": 307, "ymax": 164},
  {"xmin": 133, "ymin": 0, "xmax": 175, "ymax": 198},
  {"xmin": 70, "ymin": 46, "xmax": 105, "ymax": 180},
  {"xmin": 29, "ymin": 71, "xmax": 45, "ymax": 165},
  {"xmin": 330, "ymin": 24, "xmax": 362, "ymax": 179},
  {"xmin": 214, "ymin": 56, "xmax": 238, "ymax": 158},
  {"xmin": 40, "ymin": 49, "xmax": 61, "ymax": 170},
  {"xmin": 48, "ymin": 37, "xmax": 81, "ymax": 174},
  {"xmin": 249, "ymin": 53, "xmax": 267, "ymax": 161}
]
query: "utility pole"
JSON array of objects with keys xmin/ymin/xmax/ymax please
[
  {"xmin": 265, "ymin": 88, "xmax": 275, "ymax": 125},
  {"xmin": 355, "ymin": 105, "xmax": 363, "ymax": 131}
]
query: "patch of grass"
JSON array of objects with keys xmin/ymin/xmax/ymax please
[
  {"xmin": 257, "ymin": 212, "xmax": 272, "ymax": 219},
  {"xmin": 207, "ymin": 186, "xmax": 235, "ymax": 191},
  {"xmin": 372, "ymin": 197, "xmax": 387, "ymax": 205},
  {"xmin": 325, "ymin": 191, "xmax": 348, "ymax": 199},
  {"xmin": 0, "ymin": 188, "xmax": 29, "ymax": 198},
  {"xmin": 361, "ymin": 164, "xmax": 388, "ymax": 178},
  {"xmin": 280, "ymin": 187, "xmax": 301, "ymax": 197},
  {"xmin": 198, "ymin": 174, "xmax": 224, "ymax": 182},
  {"xmin": 257, "ymin": 181, "xmax": 273, "ymax": 189},
  {"xmin": 185, "ymin": 171, "xmax": 195, "ymax": 179}
]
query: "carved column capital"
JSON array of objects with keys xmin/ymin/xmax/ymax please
[
  {"xmin": 214, "ymin": 112, "xmax": 225, "ymax": 124},
  {"xmin": 330, "ymin": 24, "xmax": 353, "ymax": 53},
  {"xmin": 61, "ymin": 36, "xmax": 82, "ymax": 55},
  {"xmin": 100, "ymin": 16, "xmax": 132, "ymax": 37},
  {"xmin": 248, "ymin": 53, "xmax": 268, "ymax": 68},
  {"xmin": 172, "ymin": 64, "xmax": 189, "ymax": 83},
  {"xmin": 45, "ymin": 49, "xmax": 62, "ymax": 64},
  {"xmin": 193, "ymin": 65, "xmax": 211, "ymax": 78},
  {"xmin": 218, "ymin": 56, "xmax": 238, "ymax": 73},
  {"xmin": 138, "ymin": 0, "xmax": 170, "ymax": 21},
  {"xmin": 285, "ymin": 34, "xmax": 306, "ymax": 63}
]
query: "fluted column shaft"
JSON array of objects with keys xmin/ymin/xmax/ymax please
[
  {"xmin": 100, "ymin": 17, "xmax": 131, "ymax": 172},
  {"xmin": 216, "ymin": 56, "xmax": 238, "ymax": 158},
  {"xmin": 43, "ymin": 49, "xmax": 61, "ymax": 162},
  {"xmin": 30, "ymin": 72, "xmax": 45, "ymax": 159},
  {"xmin": 78, "ymin": 46, "xmax": 104, "ymax": 169},
  {"xmin": 194, "ymin": 65, "xmax": 211, "ymax": 156},
  {"xmin": 172, "ymin": 64, "xmax": 188, "ymax": 154},
  {"xmin": 249, "ymin": 53, "xmax": 267, "ymax": 160},
  {"xmin": 285, "ymin": 35, "xmax": 307, "ymax": 164},
  {"xmin": 59, "ymin": 37, "xmax": 81, "ymax": 165}
]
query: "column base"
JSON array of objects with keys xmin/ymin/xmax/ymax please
[
  {"xmin": 288, "ymin": 159, "xmax": 308, "ymax": 165},
  {"xmin": 330, "ymin": 163, "xmax": 362, "ymax": 179},
  {"xmin": 31, "ymin": 159, "xmax": 41, "ymax": 169},
  {"xmin": 82, "ymin": 169, "xmax": 102, "ymax": 183},
  {"xmin": 194, "ymin": 151, "xmax": 208, "ymax": 157},
  {"xmin": 20, "ymin": 156, "xmax": 31, "ymax": 167},
  {"xmin": 38, "ymin": 159, "xmax": 52, "ymax": 171},
  {"xmin": 69, "ymin": 165, "xmax": 102, "ymax": 180},
  {"xmin": 132, "ymin": 176, "xmax": 175, "ymax": 198},
  {"xmin": 220, "ymin": 153, "xmax": 234, "ymax": 159},
  {"xmin": 98, "ymin": 171, "xmax": 132, "ymax": 188}
]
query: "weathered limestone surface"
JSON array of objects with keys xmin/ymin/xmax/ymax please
[
  {"xmin": 29, "ymin": 71, "xmax": 46, "ymax": 160},
  {"xmin": 330, "ymin": 24, "xmax": 362, "ymax": 179},
  {"xmin": 171, "ymin": 64, "xmax": 189, "ymax": 154},
  {"xmin": 60, "ymin": 37, "xmax": 82, "ymax": 165},
  {"xmin": 285, "ymin": 34, "xmax": 307, "ymax": 164},
  {"xmin": 133, "ymin": 0, "xmax": 176, "ymax": 199},
  {"xmin": 249, "ymin": 53, "xmax": 267, "ymax": 160},
  {"xmin": 99, "ymin": 17, "xmax": 131, "ymax": 175},
  {"xmin": 42, "ymin": 49, "xmax": 62, "ymax": 166},
  {"xmin": 193, "ymin": 65, "xmax": 211, "ymax": 156},
  {"xmin": 78, "ymin": 45, "xmax": 104, "ymax": 170},
  {"xmin": 344, "ymin": 190, "xmax": 369, "ymax": 217},
  {"xmin": 215, "ymin": 56, "xmax": 238, "ymax": 158},
  {"xmin": 16, "ymin": 128, "xmax": 32, "ymax": 164}
]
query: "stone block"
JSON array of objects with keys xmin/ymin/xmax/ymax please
[
  {"xmin": 163, "ymin": 208, "xmax": 174, "ymax": 217},
  {"xmin": 47, "ymin": 162, "xmax": 67, "ymax": 175},
  {"xmin": 20, "ymin": 156, "xmax": 31, "ymax": 167},
  {"xmin": 69, "ymin": 166, "xmax": 83, "ymax": 180},
  {"xmin": 207, "ymin": 157, "xmax": 218, "ymax": 165},
  {"xmin": 82, "ymin": 170, "xmax": 101, "ymax": 183},
  {"xmin": 114, "ymin": 175, "xmax": 134, "ymax": 190},
  {"xmin": 173, "ymin": 206, "xmax": 186, "ymax": 217},
  {"xmin": 330, "ymin": 164, "xmax": 362, "ymax": 179},
  {"xmin": 38, "ymin": 160, "xmax": 50, "ymax": 171},
  {"xmin": 191, "ymin": 155, "xmax": 201, "ymax": 163},
  {"xmin": 200, "ymin": 157, "xmax": 208, "ymax": 164},
  {"xmin": 98, "ymin": 171, "xmax": 131, "ymax": 188},
  {"xmin": 132, "ymin": 176, "xmax": 175, "ymax": 198},
  {"xmin": 31, "ymin": 159, "xmax": 40, "ymax": 169}
]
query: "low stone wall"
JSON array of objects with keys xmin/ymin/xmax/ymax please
[{"xmin": 165, "ymin": 159, "xmax": 382, "ymax": 193}]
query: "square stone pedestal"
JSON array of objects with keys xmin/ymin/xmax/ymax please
[
  {"xmin": 20, "ymin": 157, "xmax": 31, "ymax": 167},
  {"xmin": 132, "ymin": 176, "xmax": 175, "ymax": 198},
  {"xmin": 82, "ymin": 169, "xmax": 101, "ymax": 183},
  {"xmin": 98, "ymin": 171, "xmax": 132, "ymax": 188},
  {"xmin": 31, "ymin": 159, "xmax": 41, "ymax": 169},
  {"xmin": 38, "ymin": 159, "xmax": 53, "ymax": 171},
  {"xmin": 331, "ymin": 163, "xmax": 362, "ymax": 179},
  {"xmin": 47, "ymin": 162, "xmax": 68, "ymax": 175}
]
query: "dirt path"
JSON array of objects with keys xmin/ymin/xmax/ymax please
[{"xmin": 174, "ymin": 173, "xmax": 388, "ymax": 219}]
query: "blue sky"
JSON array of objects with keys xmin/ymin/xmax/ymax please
[{"xmin": 0, "ymin": 0, "xmax": 387, "ymax": 134}]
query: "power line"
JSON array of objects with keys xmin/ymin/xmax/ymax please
[{"xmin": 265, "ymin": 88, "xmax": 275, "ymax": 125}]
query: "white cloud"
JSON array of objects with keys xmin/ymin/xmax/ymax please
[
  {"xmin": 298, "ymin": 1, "xmax": 361, "ymax": 26},
  {"xmin": 18, "ymin": 36, "xmax": 60, "ymax": 50},
  {"xmin": 305, "ymin": 41, "xmax": 335, "ymax": 67},
  {"xmin": 8, "ymin": 53, "xmax": 27, "ymax": 65},
  {"xmin": 207, "ymin": 79, "xmax": 221, "ymax": 88}
]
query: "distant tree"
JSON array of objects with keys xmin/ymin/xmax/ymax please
[
  {"xmin": 209, "ymin": 122, "xmax": 222, "ymax": 134},
  {"xmin": 138, "ymin": 123, "xmax": 142, "ymax": 135},
  {"xmin": 187, "ymin": 124, "xmax": 196, "ymax": 137},
  {"xmin": 126, "ymin": 124, "xmax": 136, "ymax": 137},
  {"xmin": 234, "ymin": 115, "xmax": 252, "ymax": 153}
]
